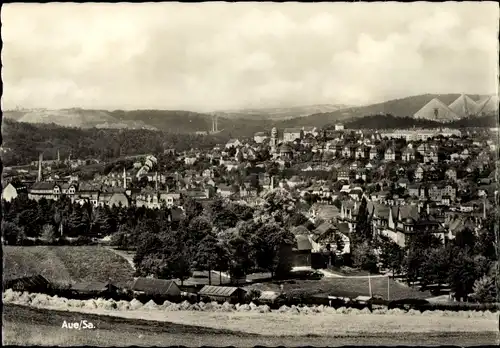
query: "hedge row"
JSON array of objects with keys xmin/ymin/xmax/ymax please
[{"xmin": 3, "ymin": 290, "xmax": 498, "ymax": 319}]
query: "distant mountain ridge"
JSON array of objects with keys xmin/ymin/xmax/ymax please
[
  {"xmin": 3, "ymin": 94, "xmax": 497, "ymax": 136},
  {"xmin": 213, "ymin": 104, "xmax": 353, "ymax": 120}
]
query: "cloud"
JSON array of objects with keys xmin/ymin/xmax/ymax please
[{"xmin": 1, "ymin": 2, "xmax": 498, "ymax": 111}]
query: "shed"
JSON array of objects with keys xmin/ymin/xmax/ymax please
[
  {"xmin": 3, "ymin": 275, "xmax": 51, "ymax": 293},
  {"xmin": 130, "ymin": 277, "xmax": 181, "ymax": 296},
  {"xmin": 198, "ymin": 285, "xmax": 247, "ymax": 303},
  {"xmin": 292, "ymin": 234, "xmax": 313, "ymax": 267},
  {"xmin": 71, "ymin": 281, "xmax": 120, "ymax": 295}
]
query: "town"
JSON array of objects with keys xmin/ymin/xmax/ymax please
[{"xmin": 3, "ymin": 119, "xmax": 498, "ymax": 305}]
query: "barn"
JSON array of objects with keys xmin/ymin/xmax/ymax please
[
  {"xmin": 198, "ymin": 285, "xmax": 247, "ymax": 304},
  {"xmin": 3, "ymin": 275, "xmax": 51, "ymax": 293},
  {"xmin": 130, "ymin": 277, "xmax": 181, "ymax": 297},
  {"xmin": 71, "ymin": 281, "xmax": 120, "ymax": 297}
]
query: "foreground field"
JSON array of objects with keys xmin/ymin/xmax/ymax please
[
  {"xmin": 3, "ymin": 304, "xmax": 499, "ymax": 347},
  {"xmin": 3, "ymin": 246, "xmax": 135, "ymax": 285},
  {"xmin": 247, "ymin": 277, "xmax": 432, "ymax": 300}
]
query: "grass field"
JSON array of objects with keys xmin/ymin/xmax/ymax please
[
  {"xmin": 3, "ymin": 246, "xmax": 135, "ymax": 285},
  {"xmin": 3, "ymin": 304, "xmax": 499, "ymax": 346},
  {"xmin": 246, "ymin": 277, "xmax": 432, "ymax": 300}
]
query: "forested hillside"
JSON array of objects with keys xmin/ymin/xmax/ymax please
[{"xmin": 0, "ymin": 120, "xmax": 229, "ymax": 166}]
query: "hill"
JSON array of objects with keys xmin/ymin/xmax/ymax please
[
  {"xmin": 3, "ymin": 246, "xmax": 135, "ymax": 285},
  {"xmin": 273, "ymin": 94, "xmax": 490, "ymax": 128},
  {"xmin": 5, "ymin": 108, "xmax": 157, "ymax": 130},
  {"xmin": 1, "ymin": 120, "xmax": 229, "ymax": 166},
  {"xmin": 343, "ymin": 113, "xmax": 498, "ymax": 130},
  {"xmin": 213, "ymin": 104, "xmax": 352, "ymax": 121}
]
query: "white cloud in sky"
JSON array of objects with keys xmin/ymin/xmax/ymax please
[{"xmin": 1, "ymin": 2, "xmax": 498, "ymax": 111}]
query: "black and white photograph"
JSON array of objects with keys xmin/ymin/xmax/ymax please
[{"xmin": 1, "ymin": 2, "xmax": 499, "ymax": 346}]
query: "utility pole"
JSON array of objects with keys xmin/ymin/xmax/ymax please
[
  {"xmin": 368, "ymin": 273, "xmax": 373, "ymax": 298},
  {"xmin": 387, "ymin": 275, "xmax": 390, "ymax": 301}
]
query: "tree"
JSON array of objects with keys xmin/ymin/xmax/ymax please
[
  {"xmin": 352, "ymin": 241, "xmax": 378, "ymax": 273},
  {"xmin": 194, "ymin": 234, "xmax": 219, "ymax": 285},
  {"xmin": 377, "ymin": 235, "xmax": 404, "ymax": 275},
  {"xmin": 1, "ymin": 221, "xmax": 24, "ymax": 245},
  {"xmin": 353, "ymin": 196, "xmax": 372, "ymax": 245},
  {"xmin": 251, "ymin": 223, "xmax": 296, "ymax": 278},
  {"xmin": 471, "ymin": 275, "xmax": 497, "ymax": 303},
  {"xmin": 182, "ymin": 197, "xmax": 203, "ymax": 222},
  {"xmin": 41, "ymin": 224, "xmax": 57, "ymax": 244}
]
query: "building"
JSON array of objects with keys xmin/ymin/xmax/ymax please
[
  {"xmin": 293, "ymin": 234, "xmax": 313, "ymax": 267},
  {"xmin": 130, "ymin": 278, "xmax": 181, "ymax": 297},
  {"xmin": 335, "ymin": 124, "xmax": 344, "ymax": 131},
  {"xmin": 28, "ymin": 182, "xmax": 61, "ymax": 201},
  {"xmin": 225, "ymin": 139, "xmax": 242, "ymax": 149},
  {"xmin": 198, "ymin": 285, "xmax": 247, "ymax": 304},
  {"xmin": 384, "ymin": 148, "xmax": 396, "ymax": 162},
  {"xmin": 254, "ymin": 132, "xmax": 268, "ymax": 144},
  {"xmin": 279, "ymin": 143, "xmax": 294, "ymax": 160},
  {"xmin": 283, "ymin": 128, "xmax": 304, "ymax": 142},
  {"xmin": 2, "ymin": 182, "xmax": 22, "ymax": 202}
]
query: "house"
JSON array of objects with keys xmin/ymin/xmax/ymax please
[
  {"xmin": 184, "ymin": 156, "xmax": 197, "ymax": 165},
  {"xmin": 217, "ymin": 184, "xmax": 234, "ymax": 198},
  {"xmin": 61, "ymin": 183, "xmax": 77, "ymax": 195},
  {"xmin": 198, "ymin": 285, "xmax": 247, "ymax": 304},
  {"xmin": 402, "ymin": 147, "xmax": 416, "ymax": 162},
  {"xmin": 369, "ymin": 147, "xmax": 379, "ymax": 160},
  {"xmin": 279, "ymin": 143, "xmax": 294, "ymax": 160},
  {"xmin": 424, "ymin": 149, "xmax": 439, "ymax": 163},
  {"xmin": 225, "ymin": 139, "xmax": 242, "ymax": 149},
  {"xmin": 384, "ymin": 148, "xmax": 396, "ymax": 162},
  {"xmin": 337, "ymin": 170, "xmax": 350, "ymax": 182},
  {"xmin": 283, "ymin": 128, "xmax": 304, "ymax": 142},
  {"xmin": 2, "ymin": 182, "xmax": 21, "ymax": 202},
  {"xmin": 130, "ymin": 277, "xmax": 182, "ymax": 297},
  {"xmin": 302, "ymin": 126, "xmax": 318, "ymax": 137},
  {"xmin": 293, "ymin": 234, "xmax": 313, "ymax": 267},
  {"xmin": 397, "ymin": 178, "xmax": 410, "ymax": 189},
  {"xmin": 342, "ymin": 145, "xmax": 356, "ymax": 159},
  {"xmin": 159, "ymin": 192, "xmax": 181, "ymax": 208},
  {"xmin": 414, "ymin": 166, "xmax": 425, "ymax": 181},
  {"xmin": 460, "ymin": 149, "xmax": 470, "ymax": 159},
  {"xmin": 445, "ymin": 168, "xmax": 457, "ymax": 181},
  {"xmin": 254, "ymin": 132, "xmax": 268, "ymax": 144},
  {"xmin": 28, "ymin": 182, "xmax": 61, "ymax": 201},
  {"xmin": 355, "ymin": 146, "xmax": 369, "ymax": 159},
  {"xmin": 408, "ymin": 184, "xmax": 420, "ymax": 197}
]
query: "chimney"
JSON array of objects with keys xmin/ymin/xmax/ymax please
[
  {"xmin": 123, "ymin": 168, "xmax": 127, "ymax": 189},
  {"xmin": 270, "ymin": 176, "xmax": 274, "ymax": 189},
  {"xmin": 37, "ymin": 153, "xmax": 43, "ymax": 182},
  {"xmin": 155, "ymin": 172, "xmax": 158, "ymax": 191},
  {"xmin": 57, "ymin": 150, "xmax": 60, "ymax": 162}
]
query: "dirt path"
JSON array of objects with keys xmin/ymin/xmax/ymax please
[{"xmin": 104, "ymin": 247, "xmax": 135, "ymax": 271}]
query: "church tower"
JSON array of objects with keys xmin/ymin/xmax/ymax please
[{"xmin": 270, "ymin": 127, "xmax": 278, "ymax": 153}]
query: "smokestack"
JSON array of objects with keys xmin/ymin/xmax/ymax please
[
  {"xmin": 155, "ymin": 172, "xmax": 158, "ymax": 191},
  {"xmin": 123, "ymin": 168, "xmax": 127, "ymax": 189},
  {"xmin": 57, "ymin": 150, "xmax": 60, "ymax": 162},
  {"xmin": 270, "ymin": 176, "xmax": 274, "ymax": 189},
  {"xmin": 37, "ymin": 153, "xmax": 43, "ymax": 182},
  {"xmin": 215, "ymin": 115, "xmax": 218, "ymax": 132}
]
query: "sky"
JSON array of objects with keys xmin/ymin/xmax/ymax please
[{"xmin": 2, "ymin": 2, "xmax": 499, "ymax": 112}]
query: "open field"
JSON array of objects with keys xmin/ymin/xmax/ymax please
[
  {"xmin": 246, "ymin": 277, "xmax": 432, "ymax": 300},
  {"xmin": 3, "ymin": 246, "xmax": 135, "ymax": 285},
  {"xmin": 3, "ymin": 304, "xmax": 498, "ymax": 346}
]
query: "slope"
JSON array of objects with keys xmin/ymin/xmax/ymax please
[
  {"xmin": 214, "ymin": 104, "xmax": 352, "ymax": 121},
  {"xmin": 448, "ymin": 95, "xmax": 479, "ymax": 118},
  {"xmin": 475, "ymin": 95, "xmax": 500, "ymax": 116},
  {"xmin": 273, "ymin": 94, "xmax": 482, "ymax": 128},
  {"xmin": 413, "ymin": 98, "xmax": 461, "ymax": 121},
  {"xmin": 3, "ymin": 246, "xmax": 135, "ymax": 285},
  {"xmin": 16, "ymin": 108, "xmax": 157, "ymax": 130}
]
